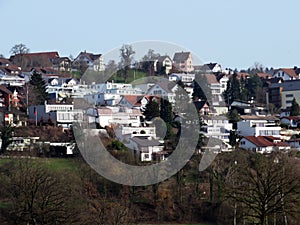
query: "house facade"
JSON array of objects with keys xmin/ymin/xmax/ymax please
[
  {"xmin": 273, "ymin": 68, "xmax": 300, "ymax": 80},
  {"xmin": 201, "ymin": 115, "xmax": 232, "ymax": 142},
  {"xmin": 155, "ymin": 56, "xmax": 172, "ymax": 74},
  {"xmin": 237, "ymin": 115, "xmax": 281, "ymax": 137},
  {"xmin": 73, "ymin": 51, "xmax": 105, "ymax": 72},
  {"xmin": 128, "ymin": 137, "xmax": 164, "ymax": 161},
  {"xmin": 29, "ymin": 102, "xmax": 83, "ymax": 128},
  {"xmin": 240, "ymin": 136, "xmax": 290, "ymax": 153},
  {"xmin": 173, "ymin": 51, "xmax": 193, "ymax": 72},
  {"xmin": 96, "ymin": 106, "xmax": 142, "ymax": 127}
]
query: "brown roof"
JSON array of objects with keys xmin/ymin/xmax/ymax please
[
  {"xmin": 0, "ymin": 85, "xmax": 12, "ymax": 94},
  {"xmin": 276, "ymin": 68, "xmax": 298, "ymax": 78},
  {"xmin": 122, "ymin": 95, "xmax": 143, "ymax": 106},
  {"xmin": 0, "ymin": 58, "xmax": 13, "ymax": 66},
  {"xmin": 205, "ymin": 74, "xmax": 218, "ymax": 84},
  {"xmin": 243, "ymin": 136, "xmax": 289, "ymax": 147},
  {"xmin": 257, "ymin": 73, "xmax": 271, "ymax": 79},
  {"xmin": 17, "ymin": 51, "xmax": 59, "ymax": 59}
]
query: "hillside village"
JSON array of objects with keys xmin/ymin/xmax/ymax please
[
  {"xmin": 1, "ymin": 45, "xmax": 300, "ymax": 159},
  {"xmin": 0, "ymin": 44, "xmax": 300, "ymax": 225}
]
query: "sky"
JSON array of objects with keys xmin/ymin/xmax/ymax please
[{"xmin": 0, "ymin": 0, "xmax": 299, "ymax": 69}]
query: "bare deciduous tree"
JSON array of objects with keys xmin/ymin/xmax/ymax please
[{"xmin": 225, "ymin": 154, "xmax": 300, "ymax": 225}]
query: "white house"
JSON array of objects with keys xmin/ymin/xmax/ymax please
[
  {"xmin": 96, "ymin": 106, "xmax": 142, "ymax": 127},
  {"xmin": 205, "ymin": 63, "xmax": 222, "ymax": 73},
  {"xmin": 201, "ymin": 115, "xmax": 232, "ymax": 142},
  {"xmin": 147, "ymin": 80, "xmax": 177, "ymax": 104},
  {"xmin": 155, "ymin": 55, "xmax": 173, "ymax": 74},
  {"xmin": 237, "ymin": 115, "xmax": 281, "ymax": 137},
  {"xmin": 128, "ymin": 137, "xmax": 165, "ymax": 161},
  {"xmin": 273, "ymin": 68, "xmax": 299, "ymax": 80},
  {"xmin": 73, "ymin": 51, "xmax": 105, "ymax": 72},
  {"xmin": 239, "ymin": 136, "xmax": 290, "ymax": 153},
  {"xmin": 28, "ymin": 102, "xmax": 83, "ymax": 128}
]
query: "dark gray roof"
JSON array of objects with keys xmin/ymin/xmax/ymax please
[
  {"xmin": 269, "ymin": 80, "xmax": 300, "ymax": 92},
  {"xmin": 173, "ymin": 52, "xmax": 191, "ymax": 62},
  {"xmin": 131, "ymin": 137, "xmax": 161, "ymax": 147},
  {"xmin": 157, "ymin": 55, "xmax": 171, "ymax": 62}
]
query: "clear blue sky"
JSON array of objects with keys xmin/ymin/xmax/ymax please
[{"xmin": 0, "ymin": 0, "xmax": 299, "ymax": 69}]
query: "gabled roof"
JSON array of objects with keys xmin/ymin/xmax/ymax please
[
  {"xmin": 157, "ymin": 55, "xmax": 171, "ymax": 62},
  {"xmin": 0, "ymin": 57, "xmax": 13, "ymax": 66},
  {"xmin": 242, "ymin": 136, "xmax": 289, "ymax": 147},
  {"xmin": 121, "ymin": 95, "xmax": 144, "ymax": 106},
  {"xmin": 205, "ymin": 63, "xmax": 218, "ymax": 70},
  {"xmin": 12, "ymin": 51, "xmax": 59, "ymax": 60},
  {"xmin": 51, "ymin": 57, "xmax": 71, "ymax": 64},
  {"xmin": 76, "ymin": 51, "xmax": 102, "ymax": 62},
  {"xmin": 0, "ymin": 85, "xmax": 12, "ymax": 94},
  {"xmin": 149, "ymin": 80, "xmax": 177, "ymax": 94},
  {"xmin": 131, "ymin": 137, "xmax": 161, "ymax": 147},
  {"xmin": 257, "ymin": 73, "xmax": 272, "ymax": 79},
  {"xmin": 194, "ymin": 100, "xmax": 209, "ymax": 112},
  {"xmin": 173, "ymin": 51, "xmax": 191, "ymax": 62},
  {"xmin": 205, "ymin": 74, "xmax": 219, "ymax": 84},
  {"xmin": 275, "ymin": 68, "xmax": 298, "ymax": 78}
]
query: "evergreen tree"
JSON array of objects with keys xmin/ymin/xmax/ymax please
[
  {"xmin": 160, "ymin": 99, "xmax": 173, "ymax": 123},
  {"xmin": 227, "ymin": 109, "xmax": 240, "ymax": 130},
  {"xmin": 192, "ymin": 79, "xmax": 207, "ymax": 101},
  {"xmin": 29, "ymin": 71, "xmax": 48, "ymax": 105},
  {"xmin": 223, "ymin": 73, "xmax": 242, "ymax": 105},
  {"xmin": 0, "ymin": 124, "xmax": 14, "ymax": 154},
  {"xmin": 144, "ymin": 100, "xmax": 160, "ymax": 120},
  {"xmin": 290, "ymin": 98, "xmax": 300, "ymax": 116},
  {"xmin": 245, "ymin": 74, "xmax": 263, "ymax": 101}
]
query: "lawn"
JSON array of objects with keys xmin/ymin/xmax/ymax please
[
  {"xmin": 0, "ymin": 157, "xmax": 83, "ymax": 173},
  {"xmin": 108, "ymin": 69, "xmax": 147, "ymax": 83}
]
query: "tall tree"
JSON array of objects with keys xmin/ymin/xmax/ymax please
[
  {"xmin": 29, "ymin": 71, "xmax": 48, "ymax": 105},
  {"xmin": 223, "ymin": 73, "xmax": 242, "ymax": 105},
  {"xmin": 290, "ymin": 98, "xmax": 300, "ymax": 116},
  {"xmin": 10, "ymin": 43, "xmax": 30, "ymax": 68},
  {"xmin": 0, "ymin": 124, "xmax": 14, "ymax": 154},
  {"xmin": 1, "ymin": 160, "xmax": 86, "ymax": 225},
  {"xmin": 225, "ymin": 154, "xmax": 300, "ymax": 225},
  {"xmin": 10, "ymin": 43, "xmax": 29, "ymax": 55},
  {"xmin": 245, "ymin": 74, "xmax": 263, "ymax": 101},
  {"xmin": 119, "ymin": 44, "xmax": 135, "ymax": 82},
  {"xmin": 160, "ymin": 98, "xmax": 173, "ymax": 123},
  {"xmin": 144, "ymin": 100, "xmax": 160, "ymax": 120}
]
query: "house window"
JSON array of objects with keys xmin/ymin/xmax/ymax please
[
  {"xmin": 286, "ymin": 94, "xmax": 294, "ymax": 98},
  {"xmin": 144, "ymin": 154, "xmax": 149, "ymax": 159}
]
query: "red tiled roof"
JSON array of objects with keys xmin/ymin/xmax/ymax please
[
  {"xmin": 243, "ymin": 136, "xmax": 289, "ymax": 147},
  {"xmin": 257, "ymin": 73, "xmax": 271, "ymax": 79},
  {"xmin": 276, "ymin": 68, "xmax": 298, "ymax": 78},
  {"xmin": 18, "ymin": 51, "xmax": 59, "ymax": 59}
]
